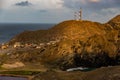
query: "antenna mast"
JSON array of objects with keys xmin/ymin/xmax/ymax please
[
  {"xmin": 79, "ymin": 8, "xmax": 82, "ymax": 20},
  {"xmin": 74, "ymin": 12, "xmax": 77, "ymax": 20},
  {"xmin": 74, "ymin": 8, "xmax": 82, "ymax": 21}
]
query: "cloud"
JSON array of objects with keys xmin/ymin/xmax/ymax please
[
  {"xmin": 0, "ymin": 0, "xmax": 64, "ymax": 10},
  {"xmin": 89, "ymin": 0, "xmax": 100, "ymax": 3},
  {"xmin": 15, "ymin": 1, "xmax": 32, "ymax": 6},
  {"xmin": 61, "ymin": 0, "xmax": 120, "ymax": 23},
  {"xmin": 0, "ymin": 0, "xmax": 4, "ymax": 8},
  {"xmin": 0, "ymin": 0, "xmax": 120, "ymax": 23},
  {"xmin": 63, "ymin": 0, "xmax": 120, "ymax": 10},
  {"xmin": 1, "ymin": 0, "xmax": 120, "ymax": 11},
  {"xmin": 39, "ymin": 10, "xmax": 47, "ymax": 13},
  {"xmin": 29, "ymin": 0, "xmax": 64, "ymax": 10}
]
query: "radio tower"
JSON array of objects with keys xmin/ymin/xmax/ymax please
[
  {"xmin": 74, "ymin": 8, "xmax": 82, "ymax": 21},
  {"xmin": 74, "ymin": 12, "xmax": 77, "ymax": 20},
  {"xmin": 79, "ymin": 8, "xmax": 82, "ymax": 20}
]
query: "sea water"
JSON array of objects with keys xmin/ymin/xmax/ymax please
[
  {"xmin": 0, "ymin": 76, "xmax": 27, "ymax": 80},
  {"xmin": 0, "ymin": 23, "xmax": 55, "ymax": 43}
]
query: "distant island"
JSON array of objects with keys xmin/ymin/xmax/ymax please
[{"xmin": 0, "ymin": 15, "xmax": 120, "ymax": 80}]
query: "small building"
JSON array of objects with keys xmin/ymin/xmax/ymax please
[
  {"xmin": 40, "ymin": 43, "xmax": 45, "ymax": 46},
  {"xmin": 36, "ymin": 46, "xmax": 41, "ymax": 49},
  {"xmin": 13, "ymin": 42, "xmax": 21, "ymax": 48},
  {"xmin": 51, "ymin": 41, "xmax": 58, "ymax": 44},
  {"xmin": 1, "ymin": 45, "xmax": 8, "ymax": 49},
  {"xmin": 1, "ymin": 43, "xmax": 9, "ymax": 49},
  {"xmin": 47, "ymin": 42, "xmax": 51, "ymax": 45}
]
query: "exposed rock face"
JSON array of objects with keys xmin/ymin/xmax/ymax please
[
  {"xmin": 6, "ymin": 15, "xmax": 120, "ymax": 70},
  {"xmin": 107, "ymin": 15, "xmax": 120, "ymax": 30}
]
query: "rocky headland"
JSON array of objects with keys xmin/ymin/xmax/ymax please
[{"xmin": 0, "ymin": 15, "xmax": 120, "ymax": 80}]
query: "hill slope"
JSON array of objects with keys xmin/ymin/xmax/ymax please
[
  {"xmin": 10, "ymin": 20, "xmax": 106, "ymax": 44},
  {"xmin": 2, "ymin": 15, "xmax": 120, "ymax": 70}
]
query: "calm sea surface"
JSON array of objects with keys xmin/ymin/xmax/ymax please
[
  {"xmin": 0, "ymin": 23, "xmax": 55, "ymax": 43},
  {"xmin": 0, "ymin": 76, "xmax": 27, "ymax": 80}
]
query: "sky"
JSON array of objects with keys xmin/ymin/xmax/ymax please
[{"xmin": 0, "ymin": 0, "xmax": 120, "ymax": 23}]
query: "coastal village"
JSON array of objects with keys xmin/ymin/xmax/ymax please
[
  {"xmin": 0, "ymin": 8, "xmax": 83, "ymax": 53},
  {"xmin": 0, "ymin": 40, "xmax": 60, "ymax": 53}
]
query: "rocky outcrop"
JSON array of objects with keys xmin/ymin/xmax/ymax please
[{"xmin": 107, "ymin": 15, "xmax": 120, "ymax": 30}]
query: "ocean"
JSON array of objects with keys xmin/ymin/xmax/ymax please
[{"xmin": 0, "ymin": 23, "xmax": 55, "ymax": 43}]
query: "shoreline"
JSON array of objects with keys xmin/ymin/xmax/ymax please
[
  {"xmin": 0, "ymin": 71, "xmax": 35, "ymax": 80},
  {"xmin": 0, "ymin": 65, "xmax": 120, "ymax": 80},
  {"xmin": 0, "ymin": 74, "xmax": 33, "ymax": 80}
]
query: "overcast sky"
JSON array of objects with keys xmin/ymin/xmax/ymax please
[{"xmin": 0, "ymin": 0, "xmax": 120, "ymax": 23}]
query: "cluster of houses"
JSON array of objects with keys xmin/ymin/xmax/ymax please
[
  {"xmin": 0, "ymin": 40, "xmax": 60, "ymax": 50},
  {"xmin": 0, "ymin": 43, "xmax": 9, "ymax": 49}
]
